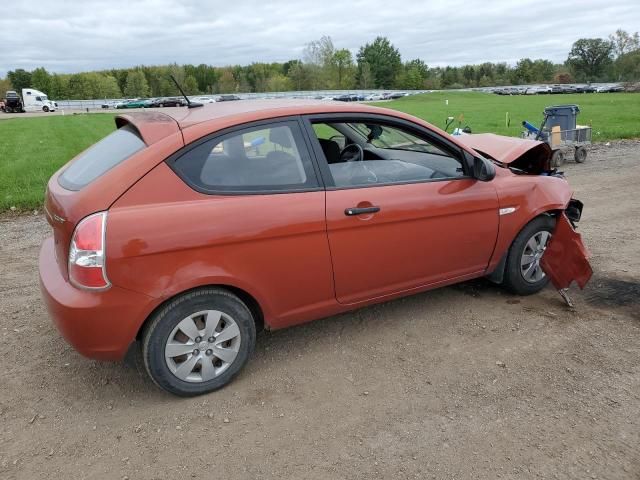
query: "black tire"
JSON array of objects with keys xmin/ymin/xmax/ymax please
[
  {"xmin": 142, "ymin": 288, "xmax": 256, "ymax": 396},
  {"xmin": 502, "ymin": 215, "xmax": 556, "ymax": 295},
  {"xmin": 551, "ymin": 150, "xmax": 565, "ymax": 168},
  {"xmin": 575, "ymin": 146, "xmax": 587, "ymax": 163},
  {"xmin": 43, "ymin": 106, "xmax": 49, "ymax": 112}
]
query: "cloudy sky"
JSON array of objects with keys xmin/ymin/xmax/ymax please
[{"xmin": 1, "ymin": 0, "xmax": 638, "ymax": 76}]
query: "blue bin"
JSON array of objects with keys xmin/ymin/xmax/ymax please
[{"xmin": 544, "ymin": 104, "xmax": 580, "ymax": 131}]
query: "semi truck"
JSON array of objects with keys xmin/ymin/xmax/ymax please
[{"xmin": 2, "ymin": 88, "xmax": 57, "ymax": 113}]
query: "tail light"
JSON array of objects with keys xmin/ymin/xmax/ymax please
[{"xmin": 68, "ymin": 211, "xmax": 110, "ymax": 290}]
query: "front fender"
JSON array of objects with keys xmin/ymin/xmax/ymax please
[{"xmin": 487, "ymin": 174, "xmax": 572, "ymax": 273}]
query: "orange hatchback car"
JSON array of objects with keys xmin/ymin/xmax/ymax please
[{"xmin": 39, "ymin": 100, "xmax": 591, "ymax": 396}]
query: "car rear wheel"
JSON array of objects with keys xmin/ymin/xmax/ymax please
[
  {"xmin": 142, "ymin": 288, "xmax": 256, "ymax": 396},
  {"xmin": 43, "ymin": 106, "xmax": 49, "ymax": 112},
  {"xmin": 502, "ymin": 216, "xmax": 555, "ymax": 295},
  {"xmin": 575, "ymin": 146, "xmax": 587, "ymax": 163}
]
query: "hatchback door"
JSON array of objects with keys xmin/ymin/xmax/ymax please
[
  {"xmin": 44, "ymin": 114, "xmax": 183, "ymax": 279},
  {"xmin": 304, "ymin": 116, "xmax": 500, "ymax": 305}
]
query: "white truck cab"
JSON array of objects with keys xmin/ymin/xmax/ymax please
[{"xmin": 22, "ymin": 88, "xmax": 56, "ymax": 112}]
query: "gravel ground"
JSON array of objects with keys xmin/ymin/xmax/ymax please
[{"xmin": 0, "ymin": 141, "xmax": 639, "ymax": 480}]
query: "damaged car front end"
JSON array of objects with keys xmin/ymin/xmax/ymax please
[{"xmin": 457, "ymin": 133, "xmax": 593, "ymax": 303}]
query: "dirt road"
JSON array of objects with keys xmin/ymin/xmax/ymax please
[{"xmin": 1, "ymin": 142, "xmax": 639, "ymax": 480}]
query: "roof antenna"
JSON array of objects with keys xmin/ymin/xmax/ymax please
[{"xmin": 169, "ymin": 74, "xmax": 202, "ymax": 109}]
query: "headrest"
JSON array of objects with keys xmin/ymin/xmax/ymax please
[
  {"xmin": 224, "ymin": 134, "xmax": 247, "ymax": 159},
  {"xmin": 269, "ymin": 127, "xmax": 292, "ymax": 148}
]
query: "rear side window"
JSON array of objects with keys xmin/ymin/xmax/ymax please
[
  {"xmin": 58, "ymin": 124, "xmax": 145, "ymax": 190},
  {"xmin": 170, "ymin": 120, "xmax": 319, "ymax": 193}
]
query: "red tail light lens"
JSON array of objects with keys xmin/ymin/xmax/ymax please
[{"xmin": 68, "ymin": 212, "xmax": 110, "ymax": 289}]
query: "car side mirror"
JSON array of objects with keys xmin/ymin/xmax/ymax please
[{"xmin": 472, "ymin": 155, "xmax": 496, "ymax": 181}]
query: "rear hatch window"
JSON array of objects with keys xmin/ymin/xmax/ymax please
[{"xmin": 58, "ymin": 124, "xmax": 146, "ymax": 190}]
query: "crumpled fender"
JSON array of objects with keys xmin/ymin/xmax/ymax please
[{"xmin": 540, "ymin": 213, "xmax": 593, "ymax": 289}]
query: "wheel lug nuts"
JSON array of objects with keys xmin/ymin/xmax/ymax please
[
  {"xmin": 193, "ymin": 349, "xmax": 200, "ymax": 355},
  {"xmin": 206, "ymin": 349, "xmax": 213, "ymax": 356},
  {"xmin": 208, "ymin": 337, "xmax": 214, "ymax": 343},
  {"xmin": 195, "ymin": 336, "xmax": 202, "ymax": 343}
]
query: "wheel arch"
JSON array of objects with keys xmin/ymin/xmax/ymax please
[
  {"xmin": 487, "ymin": 209, "xmax": 561, "ymax": 284},
  {"xmin": 135, "ymin": 284, "xmax": 265, "ymax": 342}
]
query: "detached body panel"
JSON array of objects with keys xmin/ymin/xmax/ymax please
[{"xmin": 540, "ymin": 213, "xmax": 593, "ymax": 290}]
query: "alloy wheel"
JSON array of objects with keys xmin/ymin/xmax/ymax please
[
  {"xmin": 164, "ymin": 310, "xmax": 241, "ymax": 383},
  {"xmin": 520, "ymin": 230, "xmax": 551, "ymax": 283}
]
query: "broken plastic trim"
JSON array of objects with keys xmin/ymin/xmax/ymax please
[{"xmin": 565, "ymin": 199, "xmax": 583, "ymax": 225}]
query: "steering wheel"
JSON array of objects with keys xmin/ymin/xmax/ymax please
[{"xmin": 339, "ymin": 143, "xmax": 364, "ymax": 162}]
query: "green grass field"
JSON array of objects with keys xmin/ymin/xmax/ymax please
[
  {"xmin": 383, "ymin": 91, "xmax": 640, "ymax": 140},
  {"xmin": 0, "ymin": 114, "xmax": 116, "ymax": 211},
  {"xmin": 1, "ymin": 92, "xmax": 639, "ymax": 211}
]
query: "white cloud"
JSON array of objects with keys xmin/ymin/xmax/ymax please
[{"xmin": 0, "ymin": 0, "xmax": 638, "ymax": 75}]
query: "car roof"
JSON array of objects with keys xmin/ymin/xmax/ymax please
[
  {"xmin": 115, "ymin": 99, "xmax": 406, "ymax": 145},
  {"xmin": 158, "ymin": 99, "xmax": 389, "ymax": 128}
]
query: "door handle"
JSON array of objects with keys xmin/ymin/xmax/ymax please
[{"xmin": 344, "ymin": 206, "xmax": 381, "ymax": 216}]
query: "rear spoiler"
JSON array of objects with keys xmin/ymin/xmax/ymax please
[{"xmin": 115, "ymin": 111, "xmax": 181, "ymax": 145}]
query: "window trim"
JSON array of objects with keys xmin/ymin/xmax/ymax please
[
  {"xmin": 300, "ymin": 113, "xmax": 472, "ymax": 190},
  {"xmin": 165, "ymin": 116, "xmax": 324, "ymax": 196}
]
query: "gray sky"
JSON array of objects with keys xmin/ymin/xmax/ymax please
[{"xmin": 1, "ymin": 0, "xmax": 638, "ymax": 76}]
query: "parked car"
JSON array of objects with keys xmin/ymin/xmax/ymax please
[
  {"xmin": 496, "ymin": 87, "xmax": 521, "ymax": 95},
  {"xmin": 148, "ymin": 97, "xmax": 187, "ymax": 108},
  {"xmin": 194, "ymin": 97, "xmax": 216, "ymax": 104},
  {"xmin": 365, "ymin": 94, "xmax": 384, "ymax": 101},
  {"xmin": 116, "ymin": 99, "xmax": 152, "ymax": 109},
  {"xmin": 525, "ymin": 86, "xmax": 552, "ymax": 95},
  {"xmin": 101, "ymin": 100, "xmax": 121, "ymax": 109},
  {"xmin": 560, "ymin": 85, "xmax": 577, "ymax": 94},
  {"xmin": 39, "ymin": 100, "xmax": 591, "ymax": 396},
  {"xmin": 217, "ymin": 94, "xmax": 241, "ymax": 102}
]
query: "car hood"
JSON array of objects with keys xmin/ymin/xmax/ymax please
[{"xmin": 456, "ymin": 133, "xmax": 552, "ymax": 174}]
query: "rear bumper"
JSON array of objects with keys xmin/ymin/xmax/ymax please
[{"xmin": 39, "ymin": 237, "xmax": 156, "ymax": 361}]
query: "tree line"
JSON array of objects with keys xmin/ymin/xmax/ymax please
[{"xmin": 1, "ymin": 30, "xmax": 638, "ymax": 100}]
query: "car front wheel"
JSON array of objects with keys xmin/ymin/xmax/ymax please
[
  {"xmin": 142, "ymin": 288, "xmax": 256, "ymax": 396},
  {"xmin": 502, "ymin": 215, "xmax": 555, "ymax": 295}
]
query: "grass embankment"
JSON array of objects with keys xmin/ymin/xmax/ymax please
[{"xmin": 1, "ymin": 92, "xmax": 639, "ymax": 211}]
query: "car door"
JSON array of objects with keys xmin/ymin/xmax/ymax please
[{"xmin": 304, "ymin": 115, "xmax": 500, "ymax": 305}]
